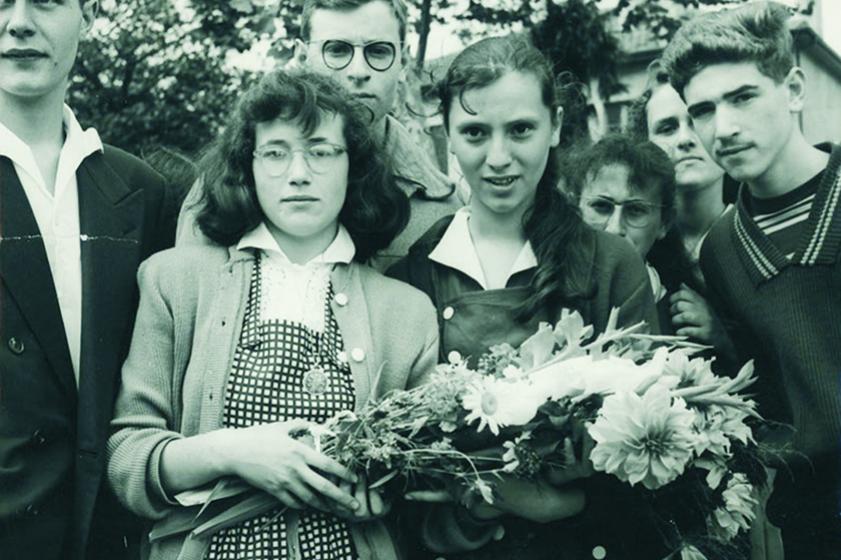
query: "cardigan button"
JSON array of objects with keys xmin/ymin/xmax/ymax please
[
  {"xmin": 351, "ymin": 348, "xmax": 365, "ymax": 362},
  {"xmin": 334, "ymin": 293, "xmax": 348, "ymax": 306},
  {"xmin": 592, "ymin": 545, "xmax": 606, "ymax": 559},
  {"xmin": 7, "ymin": 337, "xmax": 24, "ymax": 355},
  {"xmin": 442, "ymin": 306, "xmax": 454, "ymax": 320},
  {"xmin": 447, "ymin": 350, "xmax": 462, "ymax": 364}
]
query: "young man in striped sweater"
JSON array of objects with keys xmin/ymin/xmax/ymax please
[{"xmin": 663, "ymin": 2, "xmax": 840, "ymax": 558}]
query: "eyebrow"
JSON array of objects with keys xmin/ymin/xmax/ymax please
[
  {"xmin": 258, "ymin": 136, "xmax": 333, "ymax": 147},
  {"xmin": 687, "ymin": 84, "xmax": 758, "ymax": 113}
]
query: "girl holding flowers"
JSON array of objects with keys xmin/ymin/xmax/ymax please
[
  {"xmin": 106, "ymin": 69, "xmax": 439, "ymax": 560},
  {"xmin": 389, "ymin": 36, "xmax": 661, "ymax": 559}
]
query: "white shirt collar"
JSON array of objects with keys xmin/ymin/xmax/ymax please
[
  {"xmin": 0, "ymin": 104, "xmax": 102, "ymax": 195},
  {"xmin": 428, "ymin": 207, "xmax": 537, "ymax": 289},
  {"xmin": 237, "ymin": 222, "xmax": 356, "ymax": 265}
]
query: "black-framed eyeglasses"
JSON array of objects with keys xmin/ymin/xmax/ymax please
[
  {"xmin": 581, "ymin": 196, "xmax": 663, "ymax": 228},
  {"xmin": 310, "ymin": 39, "xmax": 397, "ymax": 72},
  {"xmin": 253, "ymin": 143, "xmax": 347, "ymax": 177}
]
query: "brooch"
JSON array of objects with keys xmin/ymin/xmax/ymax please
[{"xmin": 302, "ymin": 365, "xmax": 331, "ymax": 396}]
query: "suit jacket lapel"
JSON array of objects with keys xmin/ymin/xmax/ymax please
[
  {"xmin": 76, "ymin": 152, "xmax": 143, "ymax": 453},
  {"xmin": 0, "ymin": 157, "xmax": 77, "ymax": 397}
]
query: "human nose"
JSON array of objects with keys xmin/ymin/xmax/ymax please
[
  {"xmin": 713, "ymin": 105, "xmax": 741, "ymax": 143},
  {"xmin": 6, "ymin": 1, "xmax": 36, "ymax": 39},
  {"xmin": 286, "ymin": 151, "xmax": 312, "ymax": 185},
  {"xmin": 676, "ymin": 121, "xmax": 699, "ymax": 151},
  {"xmin": 346, "ymin": 46, "xmax": 371, "ymax": 83},
  {"xmin": 486, "ymin": 135, "xmax": 512, "ymax": 169},
  {"xmin": 603, "ymin": 206, "xmax": 626, "ymax": 236}
]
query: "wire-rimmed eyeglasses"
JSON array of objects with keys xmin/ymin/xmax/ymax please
[
  {"xmin": 580, "ymin": 196, "xmax": 663, "ymax": 228},
  {"xmin": 253, "ymin": 143, "xmax": 347, "ymax": 177},
  {"xmin": 310, "ymin": 39, "xmax": 397, "ymax": 72}
]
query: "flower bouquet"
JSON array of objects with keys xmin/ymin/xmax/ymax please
[{"xmin": 154, "ymin": 309, "xmax": 766, "ymax": 559}]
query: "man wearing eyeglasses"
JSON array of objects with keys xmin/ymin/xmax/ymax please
[{"xmin": 176, "ymin": 0, "xmax": 462, "ymax": 271}]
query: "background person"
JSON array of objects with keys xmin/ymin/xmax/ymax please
[{"xmin": 176, "ymin": 0, "xmax": 462, "ymax": 272}]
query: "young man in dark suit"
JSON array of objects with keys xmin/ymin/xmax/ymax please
[{"xmin": 0, "ymin": 1, "xmax": 176, "ymax": 558}]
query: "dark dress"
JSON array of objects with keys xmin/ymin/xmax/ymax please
[{"xmin": 388, "ymin": 216, "xmax": 665, "ymax": 560}]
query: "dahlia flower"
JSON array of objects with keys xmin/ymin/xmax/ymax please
[{"xmin": 588, "ymin": 386, "xmax": 698, "ymax": 489}]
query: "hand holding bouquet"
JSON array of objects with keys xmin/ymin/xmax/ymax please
[{"xmin": 159, "ymin": 309, "xmax": 765, "ymax": 559}]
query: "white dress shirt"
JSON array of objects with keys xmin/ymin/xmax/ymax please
[
  {"xmin": 0, "ymin": 106, "xmax": 103, "ymax": 384},
  {"xmin": 237, "ymin": 223, "xmax": 356, "ymax": 333},
  {"xmin": 428, "ymin": 207, "xmax": 537, "ymax": 289}
]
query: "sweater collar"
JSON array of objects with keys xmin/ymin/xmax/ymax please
[{"xmin": 731, "ymin": 143, "xmax": 841, "ymax": 285}]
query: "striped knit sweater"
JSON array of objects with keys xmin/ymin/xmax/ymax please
[{"xmin": 699, "ymin": 143, "xmax": 841, "ymax": 521}]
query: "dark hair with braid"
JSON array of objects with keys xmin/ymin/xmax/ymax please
[
  {"xmin": 196, "ymin": 68, "xmax": 408, "ymax": 262},
  {"xmin": 438, "ymin": 35, "xmax": 592, "ymax": 320}
]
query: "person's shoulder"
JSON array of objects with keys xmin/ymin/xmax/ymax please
[
  {"xmin": 100, "ymin": 144, "xmax": 165, "ymax": 190},
  {"xmin": 142, "ymin": 244, "xmax": 231, "ymax": 280},
  {"xmin": 356, "ymin": 263, "xmax": 436, "ymax": 314},
  {"xmin": 703, "ymin": 205, "xmax": 737, "ymax": 256}
]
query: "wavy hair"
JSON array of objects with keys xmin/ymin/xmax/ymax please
[
  {"xmin": 438, "ymin": 35, "xmax": 592, "ymax": 320},
  {"xmin": 662, "ymin": 1, "xmax": 795, "ymax": 96},
  {"xmin": 196, "ymin": 68, "xmax": 408, "ymax": 262}
]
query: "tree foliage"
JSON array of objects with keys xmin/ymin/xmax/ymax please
[{"xmin": 70, "ymin": 0, "xmax": 249, "ymax": 157}]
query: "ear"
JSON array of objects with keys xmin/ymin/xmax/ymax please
[
  {"xmin": 80, "ymin": 0, "xmax": 98, "ymax": 35},
  {"xmin": 294, "ymin": 38, "xmax": 309, "ymax": 66},
  {"xmin": 550, "ymin": 107, "xmax": 564, "ymax": 148},
  {"xmin": 785, "ymin": 67, "xmax": 807, "ymax": 113}
]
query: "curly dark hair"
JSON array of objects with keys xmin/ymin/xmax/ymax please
[
  {"xmin": 438, "ymin": 35, "xmax": 592, "ymax": 320},
  {"xmin": 196, "ymin": 68, "xmax": 409, "ymax": 262}
]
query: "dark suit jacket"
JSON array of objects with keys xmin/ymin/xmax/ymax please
[{"xmin": 0, "ymin": 146, "xmax": 176, "ymax": 560}]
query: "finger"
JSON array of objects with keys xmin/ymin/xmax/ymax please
[
  {"xmin": 275, "ymin": 489, "xmax": 306, "ymax": 510},
  {"xmin": 300, "ymin": 447, "xmax": 357, "ymax": 484},
  {"xmin": 354, "ymin": 478, "xmax": 371, "ymax": 519},
  {"xmin": 563, "ymin": 438, "xmax": 576, "ymax": 464},
  {"xmin": 672, "ymin": 311, "xmax": 702, "ymax": 327},
  {"xmin": 676, "ymin": 327, "xmax": 706, "ymax": 340},
  {"xmin": 669, "ymin": 290, "xmax": 692, "ymax": 305},
  {"xmin": 299, "ymin": 468, "xmax": 359, "ymax": 512},
  {"xmin": 404, "ymin": 490, "xmax": 453, "ymax": 503},
  {"xmin": 286, "ymin": 477, "xmax": 330, "ymax": 512},
  {"xmin": 369, "ymin": 490, "xmax": 386, "ymax": 517}
]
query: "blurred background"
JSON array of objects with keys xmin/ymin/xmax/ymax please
[{"xmin": 70, "ymin": 0, "xmax": 841, "ymax": 175}]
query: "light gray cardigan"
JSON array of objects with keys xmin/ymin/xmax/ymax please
[{"xmin": 107, "ymin": 245, "xmax": 439, "ymax": 560}]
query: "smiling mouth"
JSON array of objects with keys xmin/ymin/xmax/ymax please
[{"xmin": 484, "ymin": 176, "xmax": 518, "ymax": 186}]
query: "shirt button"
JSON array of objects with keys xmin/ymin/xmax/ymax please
[
  {"xmin": 337, "ymin": 350, "xmax": 348, "ymax": 363},
  {"xmin": 447, "ymin": 350, "xmax": 462, "ymax": 364},
  {"xmin": 351, "ymin": 348, "xmax": 365, "ymax": 362},
  {"xmin": 334, "ymin": 293, "xmax": 348, "ymax": 306},
  {"xmin": 442, "ymin": 306, "xmax": 455, "ymax": 320},
  {"xmin": 592, "ymin": 545, "xmax": 606, "ymax": 559},
  {"xmin": 8, "ymin": 337, "xmax": 25, "ymax": 355}
]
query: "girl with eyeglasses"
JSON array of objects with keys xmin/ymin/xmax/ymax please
[
  {"xmin": 389, "ymin": 36, "xmax": 662, "ymax": 560},
  {"xmin": 107, "ymin": 68, "xmax": 439, "ymax": 560}
]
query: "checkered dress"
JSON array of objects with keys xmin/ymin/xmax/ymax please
[{"xmin": 207, "ymin": 255, "xmax": 358, "ymax": 560}]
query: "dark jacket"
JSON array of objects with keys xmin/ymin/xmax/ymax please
[
  {"xmin": 0, "ymin": 146, "xmax": 176, "ymax": 560},
  {"xmin": 388, "ymin": 216, "xmax": 664, "ymax": 560}
]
